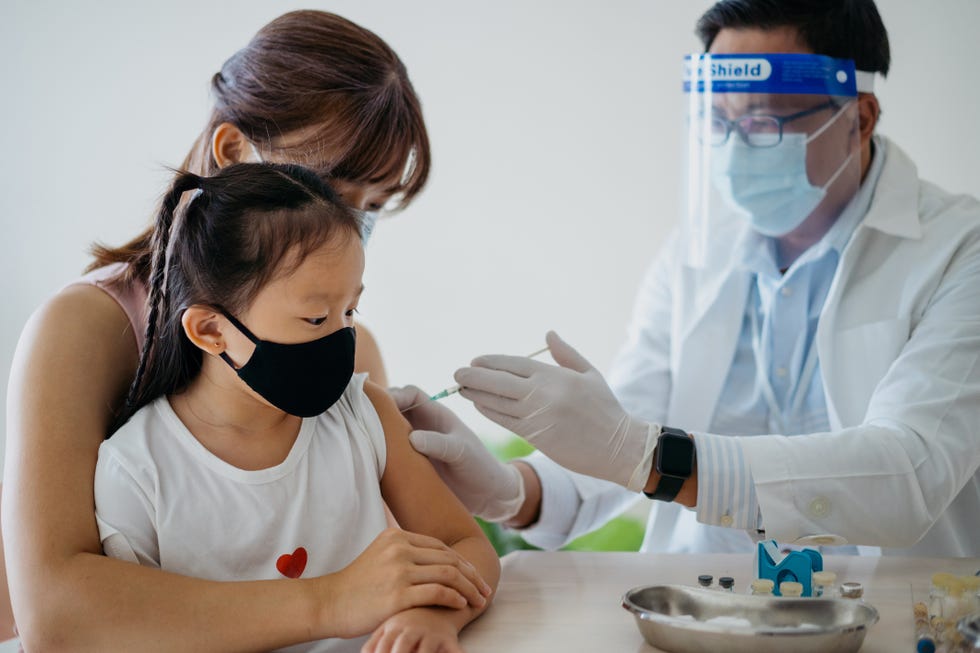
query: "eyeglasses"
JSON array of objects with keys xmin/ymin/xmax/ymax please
[{"xmin": 699, "ymin": 100, "xmax": 839, "ymax": 148}]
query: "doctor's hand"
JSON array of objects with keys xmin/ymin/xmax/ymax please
[
  {"xmin": 390, "ymin": 385, "xmax": 526, "ymax": 522},
  {"xmin": 455, "ymin": 331, "xmax": 658, "ymax": 492}
]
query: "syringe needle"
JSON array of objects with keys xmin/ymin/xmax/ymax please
[
  {"xmin": 429, "ymin": 384, "xmax": 461, "ymax": 401},
  {"xmin": 399, "ymin": 346, "xmax": 550, "ymax": 412}
]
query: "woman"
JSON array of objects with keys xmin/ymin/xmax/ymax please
[{"xmin": 1, "ymin": 11, "xmax": 483, "ymax": 651}]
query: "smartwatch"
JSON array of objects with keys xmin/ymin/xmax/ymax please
[{"xmin": 643, "ymin": 426, "xmax": 695, "ymax": 502}]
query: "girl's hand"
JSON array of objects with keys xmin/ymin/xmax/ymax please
[
  {"xmin": 362, "ymin": 607, "xmax": 462, "ymax": 653},
  {"xmin": 319, "ymin": 528, "xmax": 490, "ymax": 638}
]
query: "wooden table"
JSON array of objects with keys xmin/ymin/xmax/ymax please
[{"xmin": 459, "ymin": 551, "xmax": 980, "ymax": 652}]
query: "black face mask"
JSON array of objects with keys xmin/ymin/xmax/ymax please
[{"xmin": 218, "ymin": 311, "xmax": 356, "ymax": 418}]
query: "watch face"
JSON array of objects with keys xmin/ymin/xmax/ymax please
[{"xmin": 656, "ymin": 433, "xmax": 694, "ymax": 478}]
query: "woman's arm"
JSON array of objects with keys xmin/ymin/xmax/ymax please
[
  {"xmin": 0, "ymin": 487, "xmax": 14, "ymax": 640},
  {"xmin": 364, "ymin": 382, "xmax": 501, "ymax": 632}
]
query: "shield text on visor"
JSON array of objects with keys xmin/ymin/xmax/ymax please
[{"xmin": 680, "ymin": 53, "xmax": 865, "ymax": 266}]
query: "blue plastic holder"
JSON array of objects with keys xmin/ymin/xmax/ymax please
[{"xmin": 756, "ymin": 540, "xmax": 823, "ymax": 597}]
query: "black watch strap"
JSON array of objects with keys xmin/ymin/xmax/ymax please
[
  {"xmin": 645, "ymin": 474, "xmax": 684, "ymax": 502},
  {"xmin": 643, "ymin": 426, "xmax": 694, "ymax": 502}
]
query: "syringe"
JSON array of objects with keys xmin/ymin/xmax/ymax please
[{"xmin": 400, "ymin": 345, "xmax": 551, "ymax": 412}]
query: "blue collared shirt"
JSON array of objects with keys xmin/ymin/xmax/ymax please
[{"xmin": 696, "ymin": 136, "xmax": 887, "ymax": 533}]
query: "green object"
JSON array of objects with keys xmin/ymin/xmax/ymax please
[
  {"xmin": 564, "ymin": 516, "xmax": 645, "ymax": 552},
  {"xmin": 479, "ymin": 434, "xmax": 645, "ymax": 556}
]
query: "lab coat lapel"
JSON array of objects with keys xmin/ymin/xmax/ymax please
[
  {"xmin": 670, "ymin": 262, "xmax": 751, "ymax": 432},
  {"xmin": 817, "ymin": 137, "xmax": 923, "ymax": 429}
]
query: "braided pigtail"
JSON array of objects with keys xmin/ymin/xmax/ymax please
[
  {"xmin": 108, "ymin": 162, "xmax": 362, "ymax": 435},
  {"xmin": 113, "ymin": 172, "xmax": 203, "ymax": 432}
]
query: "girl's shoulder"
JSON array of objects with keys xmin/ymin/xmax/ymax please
[
  {"xmin": 96, "ymin": 397, "xmax": 173, "ymax": 495},
  {"xmin": 100, "ymin": 396, "xmax": 171, "ymax": 457},
  {"xmin": 319, "ymin": 373, "xmax": 387, "ymax": 475}
]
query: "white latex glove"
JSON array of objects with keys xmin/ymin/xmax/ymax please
[
  {"xmin": 389, "ymin": 385, "xmax": 526, "ymax": 522},
  {"xmin": 454, "ymin": 331, "xmax": 659, "ymax": 492}
]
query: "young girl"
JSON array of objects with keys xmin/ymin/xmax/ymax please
[
  {"xmin": 4, "ymin": 12, "xmax": 432, "ymax": 646},
  {"xmin": 93, "ymin": 163, "xmax": 498, "ymax": 652}
]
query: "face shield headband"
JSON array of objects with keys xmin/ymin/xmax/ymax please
[{"xmin": 679, "ymin": 53, "xmax": 869, "ymax": 265}]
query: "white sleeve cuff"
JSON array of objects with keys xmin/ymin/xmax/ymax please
[
  {"xmin": 694, "ymin": 432, "xmax": 759, "ymax": 530},
  {"xmin": 514, "ymin": 452, "xmax": 583, "ymax": 550}
]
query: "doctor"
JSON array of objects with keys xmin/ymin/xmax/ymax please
[{"xmin": 395, "ymin": 0, "xmax": 980, "ymax": 557}]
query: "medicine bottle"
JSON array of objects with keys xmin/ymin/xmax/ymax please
[
  {"xmin": 750, "ymin": 579, "xmax": 774, "ymax": 596},
  {"xmin": 840, "ymin": 581, "xmax": 864, "ymax": 600},
  {"xmin": 812, "ymin": 571, "xmax": 837, "ymax": 598},
  {"xmin": 780, "ymin": 581, "xmax": 804, "ymax": 598}
]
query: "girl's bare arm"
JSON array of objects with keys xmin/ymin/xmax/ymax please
[{"xmin": 366, "ymin": 382, "xmax": 501, "ymax": 633}]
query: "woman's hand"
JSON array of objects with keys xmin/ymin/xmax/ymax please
[
  {"xmin": 318, "ymin": 528, "xmax": 491, "ymax": 639},
  {"xmin": 362, "ymin": 607, "xmax": 461, "ymax": 653}
]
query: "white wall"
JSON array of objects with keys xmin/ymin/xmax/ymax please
[{"xmin": 2, "ymin": 1, "xmax": 978, "ymax": 470}]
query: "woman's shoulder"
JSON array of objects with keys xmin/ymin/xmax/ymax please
[
  {"xmin": 63, "ymin": 263, "xmax": 149, "ymax": 351},
  {"xmin": 18, "ymin": 276, "xmax": 141, "ymax": 378}
]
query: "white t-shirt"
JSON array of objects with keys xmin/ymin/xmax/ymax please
[{"xmin": 94, "ymin": 373, "xmax": 389, "ymax": 653}]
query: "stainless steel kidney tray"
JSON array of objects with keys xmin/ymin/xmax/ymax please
[{"xmin": 622, "ymin": 584, "xmax": 878, "ymax": 653}]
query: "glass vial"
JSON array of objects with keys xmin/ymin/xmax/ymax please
[
  {"xmin": 750, "ymin": 578, "xmax": 775, "ymax": 596},
  {"xmin": 840, "ymin": 581, "xmax": 865, "ymax": 600},
  {"xmin": 812, "ymin": 571, "xmax": 837, "ymax": 598},
  {"xmin": 780, "ymin": 581, "xmax": 804, "ymax": 598}
]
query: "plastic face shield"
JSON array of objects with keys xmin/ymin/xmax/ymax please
[{"xmin": 680, "ymin": 54, "xmax": 865, "ymax": 267}]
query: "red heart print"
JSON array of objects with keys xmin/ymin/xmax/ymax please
[{"xmin": 276, "ymin": 547, "xmax": 308, "ymax": 579}]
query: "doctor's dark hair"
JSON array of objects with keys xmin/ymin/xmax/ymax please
[
  {"xmin": 696, "ymin": 0, "xmax": 890, "ymax": 76},
  {"xmin": 89, "ymin": 9, "xmax": 429, "ymax": 282},
  {"xmin": 114, "ymin": 163, "xmax": 360, "ymax": 433}
]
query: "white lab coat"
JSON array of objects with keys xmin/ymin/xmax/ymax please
[{"xmin": 523, "ymin": 137, "xmax": 980, "ymax": 556}]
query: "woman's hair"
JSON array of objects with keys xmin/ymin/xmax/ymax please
[
  {"xmin": 115, "ymin": 162, "xmax": 360, "ymax": 432},
  {"xmin": 90, "ymin": 9, "xmax": 429, "ymax": 282}
]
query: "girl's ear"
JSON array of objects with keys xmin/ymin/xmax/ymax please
[{"xmin": 181, "ymin": 306, "xmax": 226, "ymax": 354}]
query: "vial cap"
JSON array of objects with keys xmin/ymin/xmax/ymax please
[
  {"xmin": 719, "ymin": 576, "xmax": 735, "ymax": 589},
  {"xmin": 697, "ymin": 574, "xmax": 713, "ymax": 587},
  {"xmin": 840, "ymin": 581, "xmax": 864, "ymax": 598},
  {"xmin": 751, "ymin": 578, "xmax": 775, "ymax": 593},
  {"xmin": 813, "ymin": 571, "xmax": 837, "ymax": 585},
  {"xmin": 780, "ymin": 581, "xmax": 804, "ymax": 597},
  {"xmin": 959, "ymin": 575, "xmax": 980, "ymax": 592},
  {"xmin": 932, "ymin": 572, "xmax": 958, "ymax": 590}
]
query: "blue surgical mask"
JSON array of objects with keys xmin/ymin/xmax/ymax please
[
  {"xmin": 352, "ymin": 209, "xmax": 380, "ymax": 245},
  {"xmin": 249, "ymin": 142, "xmax": 265, "ymax": 163},
  {"xmin": 711, "ymin": 103, "xmax": 854, "ymax": 237}
]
